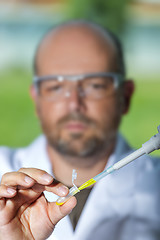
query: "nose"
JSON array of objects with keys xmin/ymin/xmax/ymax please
[{"xmin": 65, "ymin": 85, "xmax": 83, "ymax": 112}]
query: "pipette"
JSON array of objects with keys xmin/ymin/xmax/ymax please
[{"xmin": 56, "ymin": 125, "xmax": 160, "ymax": 205}]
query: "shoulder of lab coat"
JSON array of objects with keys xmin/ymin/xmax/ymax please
[{"xmin": 0, "ymin": 135, "xmax": 53, "ymax": 178}]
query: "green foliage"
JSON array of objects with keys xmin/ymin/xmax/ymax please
[
  {"xmin": 120, "ymin": 77, "xmax": 160, "ymax": 157},
  {"xmin": 65, "ymin": 0, "xmax": 131, "ymax": 33},
  {"xmin": 0, "ymin": 68, "xmax": 160, "ymax": 156},
  {"xmin": 0, "ymin": 68, "xmax": 41, "ymax": 147}
]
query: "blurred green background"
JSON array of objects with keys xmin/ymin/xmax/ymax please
[{"xmin": 0, "ymin": 0, "xmax": 160, "ymax": 156}]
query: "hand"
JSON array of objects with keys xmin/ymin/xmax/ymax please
[{"xmin": 0, "ymin": 168, "xmax": 76, "ymax": 240}]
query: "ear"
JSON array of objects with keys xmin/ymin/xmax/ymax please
[
  {"xmin": 122, "ymin": 80, "xmax": 135, "ymax": 115},
  {"xmin": 29, "ymin": 84, "xmax": 40, "ymax": 118},
  {"xmin": 29, "ymin": 84, "xmax": 38, "ymax": 102}
]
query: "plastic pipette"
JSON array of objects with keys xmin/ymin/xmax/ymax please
[{"xmin": 56, "ymin": 125, "xmax": 160, "ymax": 205}]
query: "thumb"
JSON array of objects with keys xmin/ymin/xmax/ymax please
[{"xmin": 48, "ymin": 196, "xmax": 77, "ymax": 226}]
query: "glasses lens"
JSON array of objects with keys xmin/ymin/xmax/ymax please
[
  {"xmin": 39, "ymin": 79, "xmax": 68, "ymax": 101},
  {"xmin": 82, "ymin": 76, "xmax": 115, "ymax": 99},
  {"xmin": 37, "ymin": 74, "xmax": 118, "ymax": 101}
]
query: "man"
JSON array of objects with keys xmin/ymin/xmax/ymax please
[{"xmin": 0, "ymin": 20, "xmax": 160, "ymax": 240}]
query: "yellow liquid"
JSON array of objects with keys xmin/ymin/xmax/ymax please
[
  {"xmin": 78, "ymin": 178, "xmax": 96, "ymax": 191},
  {"xmin": 56, "ymin": 178, "xmax": 96, "ymax": 206},
  {"xmin": 56, "ymin": 202, "xmax": 64, "ymax": 206}
]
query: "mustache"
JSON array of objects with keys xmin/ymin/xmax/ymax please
[{"xmin": 57, "ymin": 112, "xmax": 97, "ymax": 126}]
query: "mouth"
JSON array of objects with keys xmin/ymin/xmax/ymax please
[{"xmin": 64, "ymin": 121, "xmax": 88, "ymax": 133}]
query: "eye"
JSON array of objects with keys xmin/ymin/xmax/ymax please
[
  {"xmin": 43, "ymin": 80, "xmax": 64, "ymax": 93},
  {"xmin": 91, "ymin": 83, "xmax": 107, "ymax": 89},
  {"xmin": 47, "ymin": 84, "xmax": 62, "ymax": 92},
  {"xmin": 85, "ymin": 77, "xmax": 110, "ymax": 90}
]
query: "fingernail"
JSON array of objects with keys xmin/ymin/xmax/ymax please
[
  {"xmin": 57, "ymin": 185, "xmax": 68, "ymax": 195},
  {"xmin": 7, "ymin": 188, "xmax": 16, "ymax": 195},
  {"xmin": 41, "ymin": 173, "xmax": 53, "ymax": 183},
  {"xmin": 24, "ymin": 176, "xmax": 33, "ymax": 184}
]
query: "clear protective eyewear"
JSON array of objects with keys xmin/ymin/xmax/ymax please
[{"xmin": 33, "ymin": 72, "xmax": 124, "ymax": 101}]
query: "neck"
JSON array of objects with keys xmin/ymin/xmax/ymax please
[{"xmin": 47, "ymin": 141, "xmax": 116, "ymax": 187}]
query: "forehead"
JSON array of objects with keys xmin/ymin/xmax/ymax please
[{"xmin": 36, "ymin": 24, "xmax": 117, "ymax": 75}]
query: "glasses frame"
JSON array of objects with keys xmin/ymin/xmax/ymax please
[{"xmin": 33, "ymin": 72, "xmax": 124, "ymax": 100}]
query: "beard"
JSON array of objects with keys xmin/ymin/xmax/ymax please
[
  {"xmin": 53, "ymin": 132, "xmax": 106, "ymax": 158},
  {"xmin": 42, "ymin": 111, "xmax": 118, "ymax": 159}
]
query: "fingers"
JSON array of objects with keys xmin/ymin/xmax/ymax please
[
  {"xmin": 0, "ymin": 168, "xmax": 76, "ymax": 237},
  {"xmin": 18, "ymin": 168, "xmax": 69, "ymax": 196},
  {"xmin": 0, "ymin": 168, "xmax": 71, "ymax": 227},
  {"xmin": 48, "ymin": 196, "xmax": 77, "ymax": 226},
  {"xmin": 1, "ymin": 168, "xmax": 54, "ymax": 187},
  {"xmin": 0, "ymin": 184, "xmax": 17, "ymax": 199},
  {"xmin": 0, "ymin": 171, "xmax": 32, "ymax": 200},
  {"xmin": 18, "ymin": 168, "xmax": 54, "ymax": 185},
  {"xmin": 1, "ymin": 171, "xmax": 35, "ymax": 190},
  {"xmin": 0, "ymin": 168, "xmax": 69, "ymax": 199},
  {"xmin": 1, "ymin": 168, "xmax": 54, "ymax": 192},
  {"xmin": 59, "ymin": 196, "xmax": 77, "ymax": 216}
]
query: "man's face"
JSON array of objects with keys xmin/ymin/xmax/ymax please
[{"xmin": 32, "ymin": 26, "xmax": 126, "ymax": 159}]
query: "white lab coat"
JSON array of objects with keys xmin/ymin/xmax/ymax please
[{"xmin": 0, "ymin": 134, "xmax": 160, "ymax": 240}]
